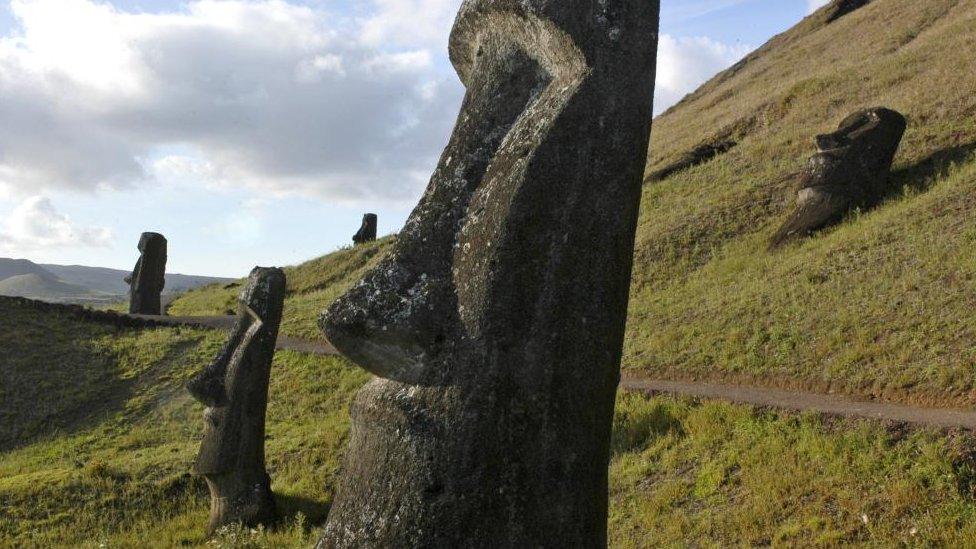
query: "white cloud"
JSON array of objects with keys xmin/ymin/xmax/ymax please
[
  {"xmin": 358, "ymin": 0, "xmax": 458, "ymax": 49},
  {"xmin": 654, "ymin": 34, "xmax": 752, "ymax": 114},
  {"xmin": 808, "ymin": 0, "xmax": 831, "ymax": 13},
  {"xmin": 0, "ymin": 0, "xmax": 462, "ymax": 202},
  {"xmin": 0, "ymin": 196, "xmax": 113, "ymax": 253},
  {"xmin": 0, "ymin": 0, "xmax": 755, "ymax": 205}
]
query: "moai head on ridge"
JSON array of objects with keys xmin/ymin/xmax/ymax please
[
  {"xmin": 186, "ymin": 267, "xmax": 285, "ymax": 534},
  {"xmin": 769, "ymin": 107, "xmax": 906, "ymax": 249},
  {"xmin": 352, "ymin": 213, "xmax": 378, "ymax": 245},
  {"xmin": 126, "ymin": 232, "xmax": 167, "ymax": 315},
  {"xmin": 318, "ymin": 0, "xmax": 660, "ymax": 546}
]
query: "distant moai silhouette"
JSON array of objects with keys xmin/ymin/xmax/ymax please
[
  {"xmin": 352, "ymin": 213, "xmax": 377, "ymax": 244},
  {"xmin": 317, "ymin": 0, "xmax": 660, "ymax": 546},
  {"xmin": 125, "ymin": 232, "xmax": 167, "ymax": 315},
  {"xmin": 770, "ymin": 108, "xmax": 906, "ymax": 249},
  {"xmin": 186, "ymin": 267, "xmax": 285, "ymax": 535}
]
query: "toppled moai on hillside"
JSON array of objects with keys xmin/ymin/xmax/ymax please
[
  {"xmin": 186, "ymin": 267, "xmax": 285, "ymax": 535},
  {"xmin": 769, "ymin": 107, "xmax": 906, "ymax": 249},
  {"xmin": 352, "ymin": 213, "xmax": 377, "ymax": 244},
  {"xmin": 645, "ymin": 137, "xmax": 737, "ymax": 183},
  {"xmin": 317, "ymin": 0, "xmax": 660, "ymax": 546},
  {"xmin": 125, "ymin": 232, "xmax": 167, "ymax": 315}
]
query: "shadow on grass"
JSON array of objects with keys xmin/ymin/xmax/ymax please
[
  {"xmin": 0, "ymin": 311, "xmax": 204, "ymax": 452},
  {"xmin": 882, "ymin": 140, "xmax": 976, "ymax": 202},
  {"xmin": 275, "ymin": 492, "xmax": 332, "ymax": 528},
  {"xmin": 612, "ymin": 401, "xmax": 684, "ymax": 456}
]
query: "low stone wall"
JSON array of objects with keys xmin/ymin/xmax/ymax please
[{"xmin": 2, "ymin": 295, "xmax": 173, "ymax": 330}]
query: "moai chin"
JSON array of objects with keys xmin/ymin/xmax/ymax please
[
  {"xmin": 770, "ymin": 107, "xmax": 906, "ymax": 249},
  {"xmin": 187, "ymin": 267, "xmax": 285, "ymax": 535},
  {"xmin": 126, "ymin": 232, "xmax": 167, "ymax": 315},
  {"xmin": 352, "ymin": 213, "xmax": 378, "ymax": 244},
  {"xmin": 318, "ymin": 1, "xmax": 660, "ymax": 546}
]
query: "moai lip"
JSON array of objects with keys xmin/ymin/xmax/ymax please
[
  {"xmin": 352, "ymin": 213, "xmax": 378, "ymax": 245},
  {"xmin": 769, "ymin": 107, "xmax": 906, "ymax": 249},
  {"xmin": 126, "ymin": 232, "xmax": 167, "ymax": 315},
  {"xmin": 187, "ymin": 267, "xmax": 285, "ymax": 535},
  {"xmin": 318, "ymin": 0, "xmax": 660, "ymax": 546}
]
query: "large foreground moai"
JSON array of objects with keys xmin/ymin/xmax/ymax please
[
  {"xmin": 352, "ymin": 213, "xmax": 378, "ymax": 244},
  {"xmin": 187, "ymin": 267, "xmax": 285, "ymax": 534},
  {"xmin": 770, "ymin": 108, "xmax": 906, "ymax": 249},
  {"xmin": 318, "ymin": 1, "xmax": 660, "ymax": 546},
  {"xmin": 126, "ymin": 232, "xmax": 167, "ymax": 315}
]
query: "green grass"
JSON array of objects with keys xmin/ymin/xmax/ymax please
[
  {"xmin": 625, "ymin": 155, "xmax": 976, "ymax": 406},
  {"xmin": 624, "ymin": 0, "xmax": 976, "ymax": 406},
  {"xmin": 5, "ymin": 300, "xmax": 976, "ymax": 546},
  {"xmin": 609, "ymin": 394, "xmax": 976, "ymax": 547},
  {"xmin": 0, "ymin": 299, "xmax": 368, "ymax": 548},
  {"xmin": 167, "ymin": 0, "xmax": 976, "ymax": 406}
]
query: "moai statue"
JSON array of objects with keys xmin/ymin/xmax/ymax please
[
  {"xmin": 317, "ymin": 1, "xmax": 660, "ymax": 546},
  {"xmin": 125, "ymin": 232, "xmax": 167, "ymax": 315},
  {"xmin": 352, "ymin": 213, "xmax": 378, "ymax": 244},
  {"xmin": 186, "ymin": 267, "xmax": 285, "ymax": 535},
  {"xmin": 769, "ymin": 108, "xmax": 906, "ymax": 249}
]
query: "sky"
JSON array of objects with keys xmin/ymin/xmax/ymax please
[{"xmin": 0, "ymin": 0, "xmax": 831, "ymax": 277}]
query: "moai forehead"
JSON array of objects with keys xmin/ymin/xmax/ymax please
[
  {"xmin": 815, "ymin": 108, "xmax": 907, "ymax": 153},
  {"xmin": 239, "ymin": 267, "xmax": 287, "ymax": 321},
  {"xmin": 806, "ymin": 107, "xmax": 907, "ymax": 191},
  {"xmin": 137, "ymin": 232, "xmax": 166, "ymax": 253}
]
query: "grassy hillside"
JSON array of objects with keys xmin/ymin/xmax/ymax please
[
  {"xmin": 170, "ymin": 0, "xmax": 976, "ymax": 407},
  {"xmin": 169, "ymin": 237, "xmax": 394, "ymax": 338},
  {"xmin": 625, "ymin": 0, "xmax": 976, "ymax": 406},
  {"xmin": 0, "ymin": 298, "xmax": 368, "ymax": 547},
  {"xmin": 5, "ymin": 300, "xmax": 976, "ymax": 546}
]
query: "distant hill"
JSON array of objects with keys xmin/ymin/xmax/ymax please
[
  {"xmin": 0, "ymin": 273, "xmax": 101, "ymax": 300},
  {"xmin": 0, "ymin": 258, "xmax": 234, "ymax": 305},
  {"xmin": 39, "ymin": 263, "xmax": 234, "ymax": 295},
  {"xmin": 0, "ymin": 258, "xmax": 51, "ymax": 281}
]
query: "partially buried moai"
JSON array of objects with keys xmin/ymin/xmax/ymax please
[
  {"xmin": 187, "ymin": 267, "xmax": 285, "ymax": 535},
  {"xmin": 125, "ymin": 232, "xmax": 167, "ymax": 315},
  {"xmin": 769, "ymin": 107, "xmax": 907, "ymax": 249},
  {"xmin": 352, "ymin": 213, "xmax": 377, "ymax": 244},
  {"xmin": 317, "ymin": 0, "xmax": 660, "ymax": 546}
]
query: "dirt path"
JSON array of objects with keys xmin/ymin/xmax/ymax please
[
  {"xmin": 621, "ymin": 377, "xmax": 976, "ymax": 430},
  {"xmin": 129, "ymin": 314, "xmax": 976, "ymax": 430}
]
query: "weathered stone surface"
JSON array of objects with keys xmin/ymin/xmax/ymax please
[
  {"xmin": 125, "ymin": 232, "xmax": 167, "ymax": 315},
  {"xmin": 352, "ymin": 213, "xmax": 378, "ymax": 244},
  {"xmin": 187, "ymin": 267, "xmax": 285, "ymax": 535},
  {"xmin": 317, "ymin": 1, "xmax": 660, "ymax": 546},
  {"xmin": 769, "ymin": 107, "xmax": 906, "ymax": 249}
]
